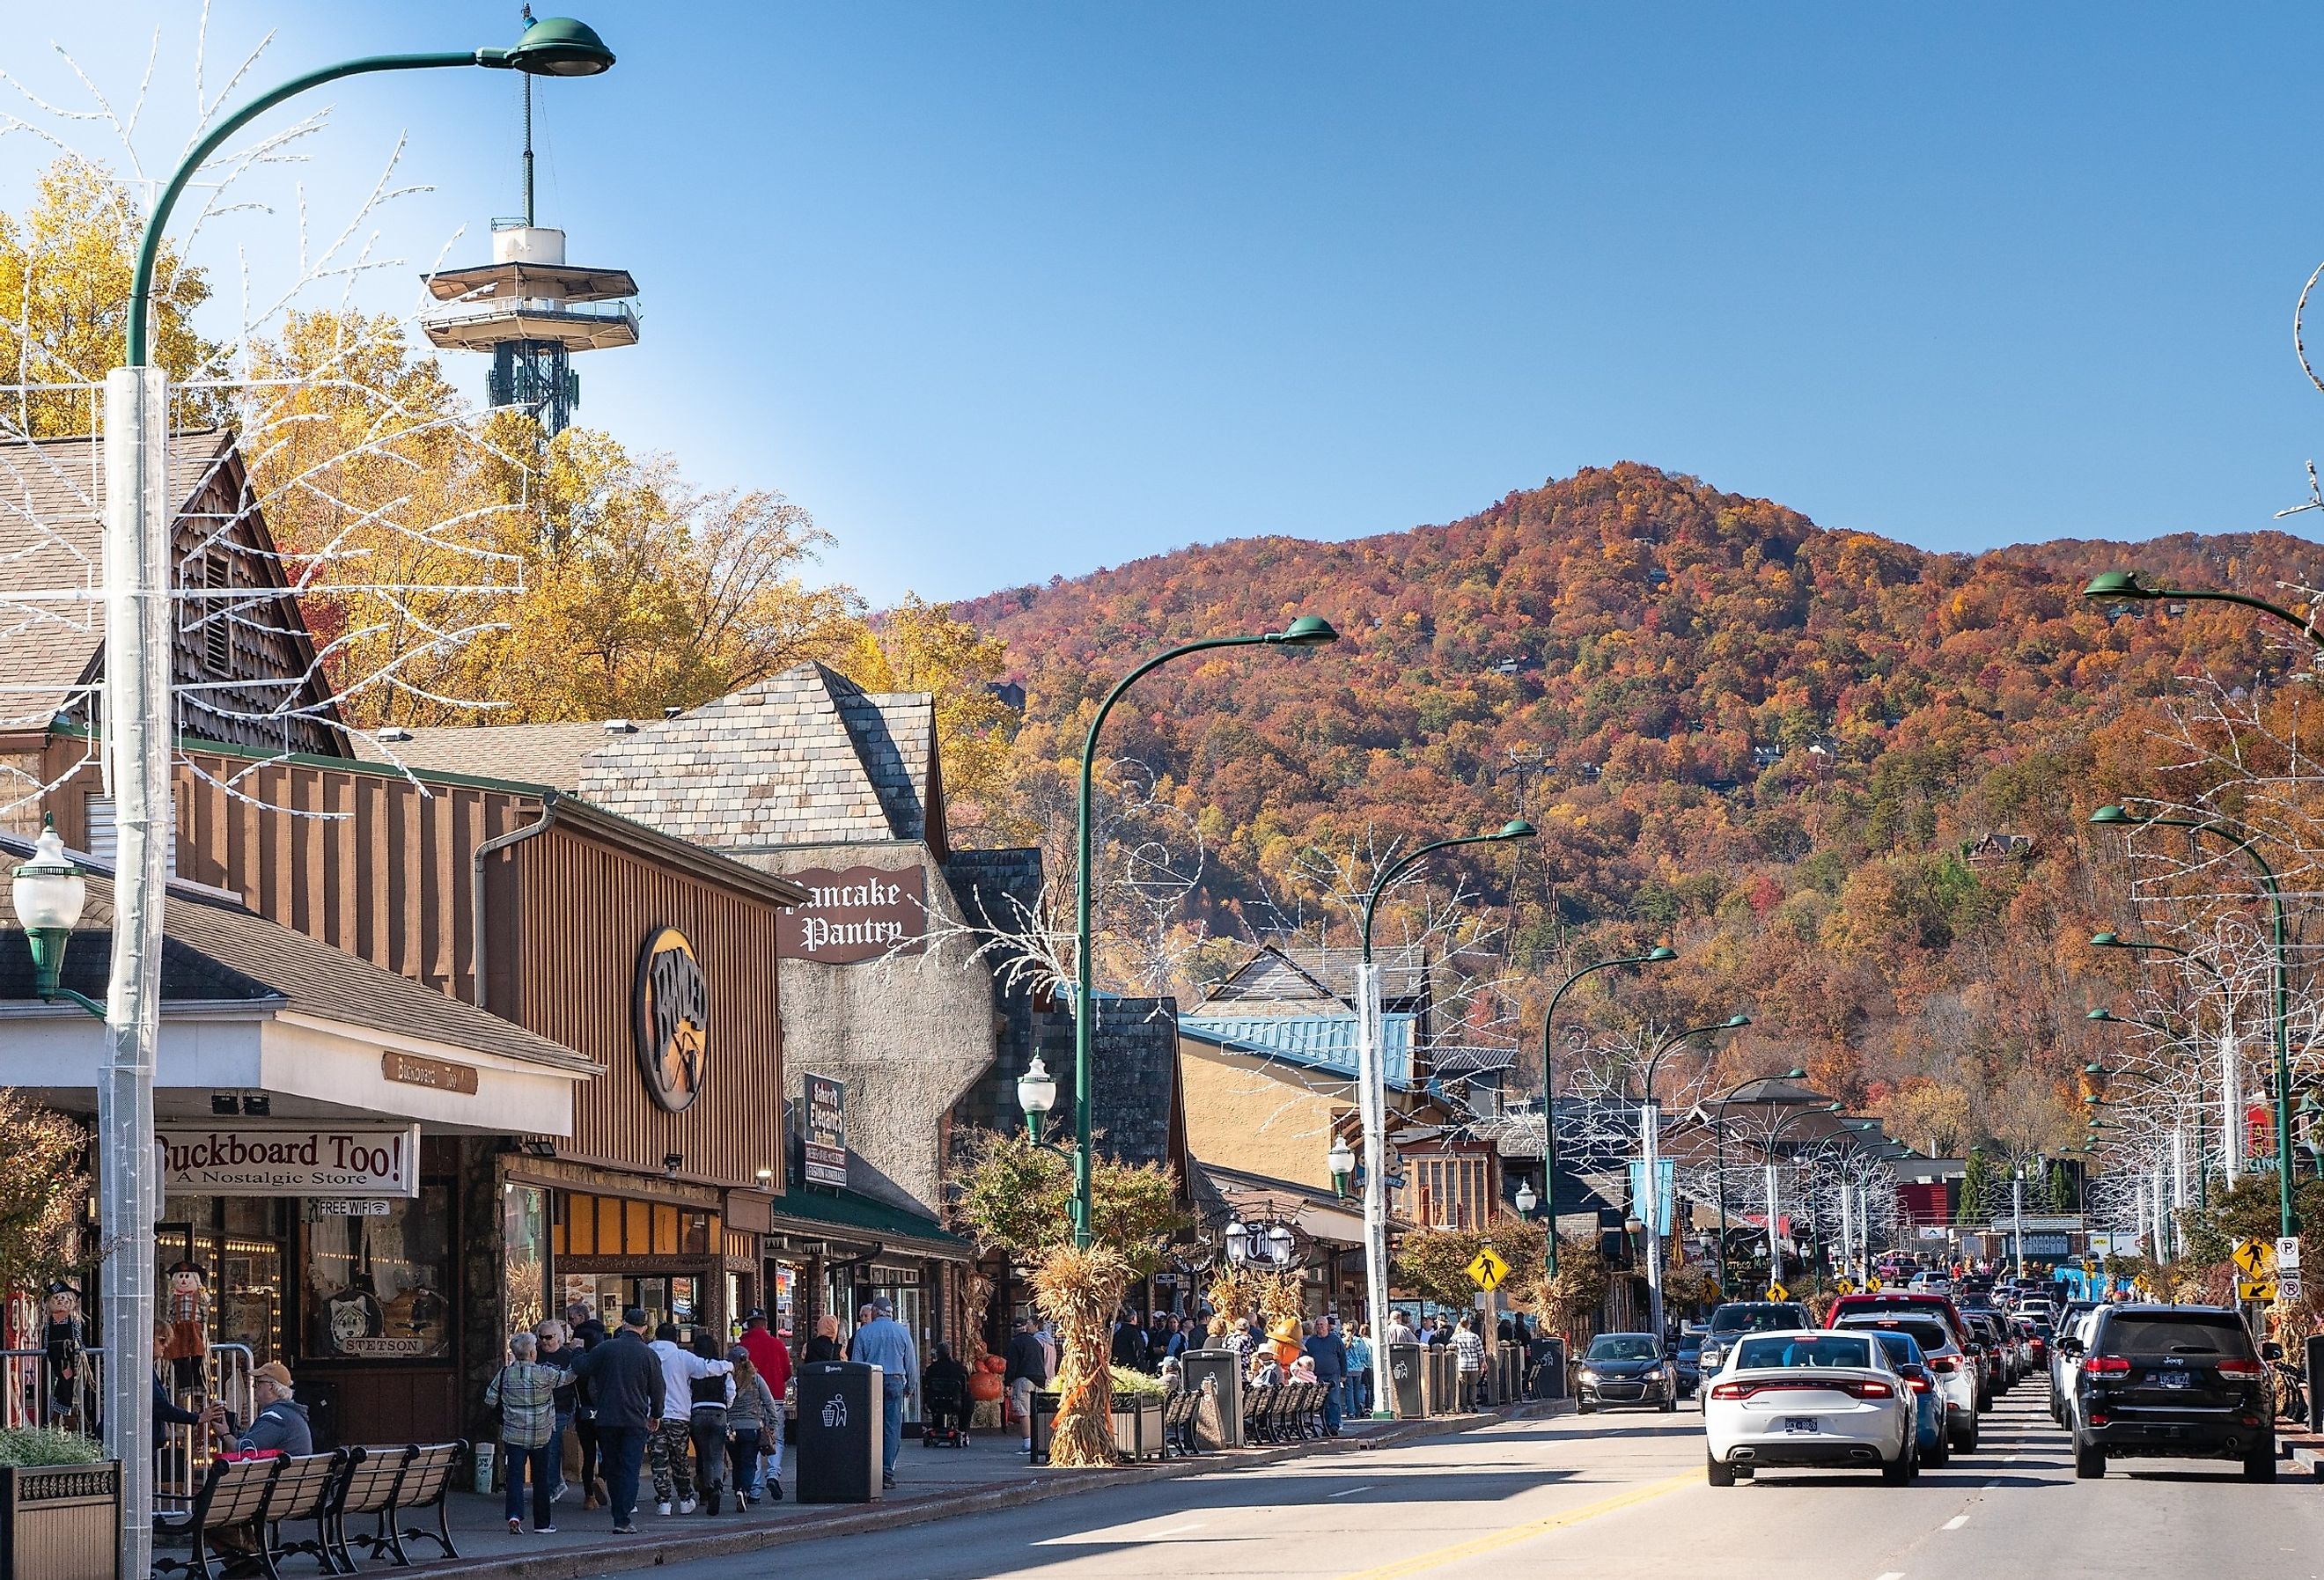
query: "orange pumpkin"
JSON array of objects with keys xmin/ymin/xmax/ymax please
[{"xmin": 968, "ymin": 1367, "xmax": 1006, "ymax": 1403}]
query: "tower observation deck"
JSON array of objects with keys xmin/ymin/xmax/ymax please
[{"xmin": 420, "ymin": 224, "xmax": 638, "ymax": 437}]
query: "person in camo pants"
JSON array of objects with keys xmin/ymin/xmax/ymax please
[{"xmin": 647, "ymin": 1321, "xmax": 728, "ymax": 1514}]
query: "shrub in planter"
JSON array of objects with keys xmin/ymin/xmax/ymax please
[{"xmin": 0, "ymin": 1429, "xmax": 116, "ymax": 1580}]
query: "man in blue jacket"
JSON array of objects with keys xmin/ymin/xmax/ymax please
[
  {"xmin": 848, "ymin": 1297, "xmax": 919, "ymax": 1488},
  {"xmin": 1305, "ymin": 1314, "xmax": 1349, "ymax": 1435},
  {"xmin": 570, "ymin": 1308, "xmax": 664, "ymax": 1533}
]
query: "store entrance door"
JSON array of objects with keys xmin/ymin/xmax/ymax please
[{"xmin": 563, "ymin": 1272, "xmax": 714, "ymax": 1344}]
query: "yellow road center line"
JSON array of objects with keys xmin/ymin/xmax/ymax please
[{"xmin": 1332, "ymin": 1472, "xmax": 1697, "ymax": 1580}]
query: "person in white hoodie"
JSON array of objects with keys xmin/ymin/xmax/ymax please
[{"xmin": 646, "ymin": 1323, "xmax": 729, "ymax": 1515}]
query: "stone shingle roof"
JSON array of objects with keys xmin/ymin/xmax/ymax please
[
  {"xmin": 577, "ymin": 664, "xmax": 943, "ymax": 855},
  {"xmin": 0, "ymin": 430, "xmax": 232, "ymax": 725},
  {"xmin": 349, "ymin": 720, "xmax": 620, "ymax": 790}
]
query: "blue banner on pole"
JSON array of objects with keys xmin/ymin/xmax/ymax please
[{"xmin": 1628, "ymin": 1158, "xmax": 1675, "ymax": 1230}]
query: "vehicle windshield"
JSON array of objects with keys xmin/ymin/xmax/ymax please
[
  {"xmin": 1836, "ymin": 1316, "xmax": 1952, "ymax": 1354},
  {"xmin": 2100, "ymin": 1315, "xmax": 2250, "ymax": 1357},
  {"xmin": 1709, "ymin": 1305, "xmax": 1803, "ymax": 1335},
  {"xmin": 1586, "ymin": 1335, "xmax": 1660, "ymax": 1362},
  {"xmin": 1733, "ymin": 1334, "xmax": 1874, "ymax": 1371}
]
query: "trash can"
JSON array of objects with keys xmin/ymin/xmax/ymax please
[
  {"xmin": 796, "ymin": 1361, "xmax": 883, "ymax": 1503},
  {"xmin": 1530, "ymin": 1337, "xmax": 1568, "ymax": 1400},
  {"xmin": 2307, "ymin": 1334, "xmax": 2324, "ymax": 1435},
  {"xmin": 1181, "ymin": 1349, "xmax": 1243, "ymax": 1448},
  {"xmin": 1428, "ymin": 1348, "xmax": 1458, "ymax": 1414},
  {"xmin": 1386, "ymin": 1341, "xmax": 1423, "ymax": 1419}
]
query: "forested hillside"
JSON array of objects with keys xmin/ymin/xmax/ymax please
[{"xmin": 961, "ymin": 463, "xmax": 2324, "ymax": 1145}]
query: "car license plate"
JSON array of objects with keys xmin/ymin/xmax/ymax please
[
  {"xmin": 1783, "ymin": 1416, "xmax": 1820, "ymax": 1434},
  {"xmin": 2150, "ymin": 1372, "xmax": 2190, "ymax": 1389}
]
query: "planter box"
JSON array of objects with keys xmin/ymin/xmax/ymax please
[
  {"xmin": 1111, "ymin": 1396, "xmax": 1166, "ymax": 1461},
  {"xmin": 1028, "ymin": 1393, "xmax": 1166, "ymax": 1463},
  {"xmin": 0, "ymin": 1460, "xmax": 118, "ymax": 1580}
]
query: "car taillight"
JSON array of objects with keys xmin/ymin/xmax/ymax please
[
  {"xmin": 1844, "ymin": 1379, "xmax": 1895, "ymax": 1399},
  {"xmin": 1929, "ymin": 1356, "xmax": 1958, "ymax": 1373},
  {"xmin": 1710, "ymin": 1381, "xmax": 1747, "ymax": 1400},
  {"xmin": 2216, "ymin": 1358, "xmax": 2264, "ymax": 1378},
  {"xmin": 2085, "ymin": 1356, "xmax": 2130, "ymax": 1377},
  {"xmin": 1907, "ymin": 1377, "xmax": 1931, "ymax": 1393}
]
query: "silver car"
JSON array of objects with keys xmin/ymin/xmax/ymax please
[
  {"xmin": 1703, "ymin": 1329, "xmax": 1917, "ymax": 1486},
  {"xmin": 1835, "ymin": 1312, "xmax": 1979, "ymax": 1452}
]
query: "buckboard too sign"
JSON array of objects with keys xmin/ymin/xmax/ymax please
[
  {"xmin": 776, "ymin": 865, "xmax": 928, "ymax": 963},
  {"xmin": 158, "ymin": 1125, "xmax": 421, "ymax": 1197}
]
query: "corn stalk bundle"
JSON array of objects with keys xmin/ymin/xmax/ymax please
[{"xmin": 1033, "ymin": 1243, "xmax": 1129, "ymax": 1467}]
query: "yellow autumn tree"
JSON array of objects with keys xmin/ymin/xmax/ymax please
[
  {"xmin": 0, "ymin": 157, "xmax": 219, "ymax": 433},
  {"xmin": 839, "ymin": 595, "xmax": 1027, "ymax": 842}
]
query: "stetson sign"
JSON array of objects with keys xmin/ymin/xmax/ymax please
[
  {"xmin": 776, "ymin": 865, "xmax": 928, "ymax": 964},
  {"xmin": 634, "ymin": 926, "xmax": 710, "ymax": 1112}
]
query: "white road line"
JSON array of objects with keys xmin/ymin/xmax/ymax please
[
  {"xmin": 1875, "ymin": 1570, "xmax": 1905, "ymax": 1580},
  {"xmin": 1327, "ymin": 1484, "xmax": 1377, "ymax": 1498},
  {"xmin": 1943, "ymin": 1515, "xmax": 1969, "ymax": 1530}
]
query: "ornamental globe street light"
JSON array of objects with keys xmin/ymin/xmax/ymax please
[
  {"xmin": 1327, "ymin": 1135, "xmax": 1355, "ymax": 1199},
  {"xmin": 1267, "ymin": 1223, "xmax": 1297, "ymax": 1266},
  {"xmin": 1513, "ymin": 1179, "xmax": 1538, "ymax": 1217},
  {"xmin": 1017, "ymin": 1054, "xmax": 1057, "ymax": 1141},
  {"xmin": 11, "ymin": 816, "xmax": 89, "ymax": 1004},
  {"xmin": 1224, "ymin": 1218, "xmax": 1249, "ymax": 1265}
]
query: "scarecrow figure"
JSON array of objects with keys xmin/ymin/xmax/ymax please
[
  {"xmin": 42, "ymin": 1281, "xmax": 90, "ymax": 1429},
  {"xmin": 164, "ymin": 1260, "xmax": 210, "ymax": 1389}
]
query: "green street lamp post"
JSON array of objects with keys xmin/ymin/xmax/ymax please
[
  {"xmin": 1708, "ymin": 1068, "xmax": 1807, "ymax": 1297},
  {"xmin": 2091, "ymin": 805, "xmax": 2296, "ymax": 1238},
  {"xmin": 2081, "ymin": 570, "xmax": 2324, "ymax": 648},
  {"xmin": 1069, "ymin": 617, "xmax": 1337, "ymax": 1248},
  {"xmin": 1636, "ymin": 1015, "xmax": 1750, "ymax": 1338},
  {"xmin": 92, "ymin": 23, "xmax": 615, "ymax": 1572},
  {"xmin": 1536, "ymin": 945, "xmax": 1677, "ymax": 1283},
  {"xmin": 1350, "ymin": 817, "xmax": 1534, "ymax": 1418}
]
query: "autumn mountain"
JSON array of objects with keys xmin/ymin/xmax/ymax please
[{"xmin": 959, "ymin": 462, "xmax": 2324, "ymax": 1145}]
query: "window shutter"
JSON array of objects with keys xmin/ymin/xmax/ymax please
[{"xmin": 82, "ymin": 795, "xmax": 178, "ymax": 878}]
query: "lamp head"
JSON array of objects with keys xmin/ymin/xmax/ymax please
[
  {"xmin": 2083, "ymin": 570, "xmax": 2159, "ymax": 601},
  {"xmin": 2086, "ymin": 1008, "xmax": 2116, "ymax": 1023},
  {"xmin": 1017, "ymin": 1054, "xmax": 1057, "ymax": 1135},
  {"xmin": 1513, "ymin": 1179, "xmax": 1538, "ymax": 1216},
  {"xmin": 2090, "ymin": 931, "xmax": 2122, "ymax": 948},
  {"xmin": 1782, "ymin": 1067, "xmax": 1807, "ymax": 1080},
  {"xmin": 504, "ymin": 15, "xmax": 616, "ymax": 75},
  {"xmin": 1494, "ymin": 819, "xmax": 1537, "ymax": 841},
  {"xmin": 2089, "ymin": 805, "xmax": 2132, "ymax": 826},
  {"xmin": 1723, "ymin": 1014, "xmax": 1752, "ymax": 1029},
  {"xmin": 11, "ymin": 817, "xmax": 86, "ymax": 933},
  {"xmin": 1271, "ymin": 614, "xmax": 1339, "ymax": 646},
  {"xmin": 1326, "ymin": 1135, "xmax": 1355, "ymax": 1192},
  {"xmin": 1644, "ymin": 945, "xmax": 1678, "ymax": 963}
]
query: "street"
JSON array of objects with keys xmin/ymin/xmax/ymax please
[{"xmin": 606, "ymin": 1393, "xmax": 2324, "ymax": 1580}]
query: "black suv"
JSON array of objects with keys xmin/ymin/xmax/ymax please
[
  {"xmin": 2065, "ymin": 1304, "xmax": 2278, "ymax": 1481},
  {"xmin": 1696, "ymin": 1301, "xmax": 1813, "ymax": 1378}
]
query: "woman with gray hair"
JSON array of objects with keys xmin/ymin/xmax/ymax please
[{"xmin": 486, "ymin": 1330, "xmax": 563, "ymax": 1535}]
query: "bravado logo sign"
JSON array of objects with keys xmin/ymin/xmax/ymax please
[
  {"xmin": 634, "ymin": 926, "xmax": 709, "ymax": 1113},
  {"xmin": 776, "ymin": 864, "xmax": 928, "ymax": 964}
]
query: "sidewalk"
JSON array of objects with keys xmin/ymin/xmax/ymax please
[{"xmin": 386, "ymin": 1403, "xmax": 1568, "ymax": 1580}]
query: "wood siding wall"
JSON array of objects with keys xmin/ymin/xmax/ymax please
[
  {"xmin": 504, "ymin": 824, "xmax": 786, "ymax": 1188},
  {"xmin": 161, "ymin": 749, "xmax": 543, "ymax": 1005}
]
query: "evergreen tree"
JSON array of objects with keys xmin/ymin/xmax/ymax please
[{"xmin": 1958, "ymin": 1149, "xmax": 1992, "ymax": 1224}]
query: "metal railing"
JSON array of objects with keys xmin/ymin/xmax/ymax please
[{"xmin": 0, "ymin": 1342, "xmax": 254, "ymax": 1510}]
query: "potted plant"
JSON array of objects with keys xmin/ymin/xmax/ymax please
[
  {"xmin": 1108, "ymin": 1366, "xmax": 1167, "ymax": 1461},
  {"xmin": 0, "ymin": 1426, "xmax": 115, "ymax": 1580}
]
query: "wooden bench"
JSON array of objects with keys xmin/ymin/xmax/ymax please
[
  {"xmin": 326, "ymin": 1446, "xmax": 415, "ymax": 1574},
  {"xmin": 1240, "ymin": 1382, "xmax": 1277, "ymax": 1443},
  {"xmin": 152, "ymin": 1455, "xmax": 283, "ymax": 1580},
  {"xmin": 259, "ymin": 1451, "xmax": 348, "ymax": 1576},
  {"xmin": 1162, "ymin": 1388, "xmax": 1200, "ymax": 1456},
  {"xmin": 342, "ymin": 1441, "xmax": 466, "ymax": 1567}
]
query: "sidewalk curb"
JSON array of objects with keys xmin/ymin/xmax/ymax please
[
  {"xmin": 417, "ymin": 1403, "xmax": 1567, "ymax": 1580},
  {"xmin": 2284, "ymin": 1432, "xmax": 2324, "ymax": 1479}
]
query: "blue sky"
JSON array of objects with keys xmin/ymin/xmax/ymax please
[{"xmin": 9, "ymin": 4, "xmax": 2324, "ymax": 603}]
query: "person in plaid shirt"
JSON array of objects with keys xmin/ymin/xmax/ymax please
[{"xmin": 486, "ymin": 1333, "xmax": 563, "ymax": 1534}]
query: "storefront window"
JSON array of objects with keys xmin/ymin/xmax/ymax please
[
  {"xmin": 504, "ymin": 1185, "xmax": 549, "ymax": 1338},
  {"xmin": 157, "ymin": 1196, "xmax": 286, "ymax": 1367},
  {"xmin": 304, "ymin": 1187, "xmax": 452, "ymax": 1360}
]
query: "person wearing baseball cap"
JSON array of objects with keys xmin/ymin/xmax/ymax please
[{"xmin": 203, "ymin": 1360, "xmax": 313, "ymax": 1456}]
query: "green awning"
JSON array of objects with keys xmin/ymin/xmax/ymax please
[{"xmin": 767, "ymin": 1187, "xmax": 972, "ymax": 1260}]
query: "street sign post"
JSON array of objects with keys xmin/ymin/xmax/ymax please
[
  {"xmin": 2277, "ymin": 1236, "xmax": 2303, "ymax": 1272},
  {"xmin": 1866, "ymin": 1275, "xmax": 1884, "ymax": 1292}
]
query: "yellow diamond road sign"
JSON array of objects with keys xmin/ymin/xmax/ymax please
[
  {"xmin": 1866, "ymin": 1275, "xmax": 1884, "ymax": 1292},
  {"xmin": 1765, "ymin": 1282, "xmax": 1790, "ymax": 1303},
  {"xmin": 2233, "ymin": 1238, "xmax": 2274, "ymax": 1278},
  {"xmin": 1467, "ymin": 1248, "xmax": 1511, "ymax": 1291},
  {"xmin": 1835, "ymin": 1279, "xmax": 1856, "ymax": 1297},
  {"xmin": 2239, "ymin": 1277, "xmax": 2278, "ymax": 1304}
]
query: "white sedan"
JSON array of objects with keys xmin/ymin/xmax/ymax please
[{"xmin": 1703, "ymin": 1329, "xmax": 1918, "ymax": 1486}]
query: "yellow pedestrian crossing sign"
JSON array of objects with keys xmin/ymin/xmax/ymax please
[
  {"xmin": 1467, "ymin": 1247, "xmax": 1511, "ymax": 1291},
  {"xmin": 2233, "ymin": 1239, "xmax": 2274, "ymax": 1278},
  {"xmin": 1765, "ymin": 1282, "xmax": 1790, "ymax": 1303}
]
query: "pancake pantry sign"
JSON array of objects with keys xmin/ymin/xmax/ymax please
[{"xmin": 776, "ymin": 865, "xmax": 928, "ymax": 964}]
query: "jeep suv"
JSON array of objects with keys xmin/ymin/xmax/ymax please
[{"xmin": 2067, "ymin": 1304, "xmax": 2277, "ymax": 1481}]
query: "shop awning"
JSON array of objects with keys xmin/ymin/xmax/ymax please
[{"xmin": 767, "ymin": 1187, "xmax": 973, "ymax": 1261}]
